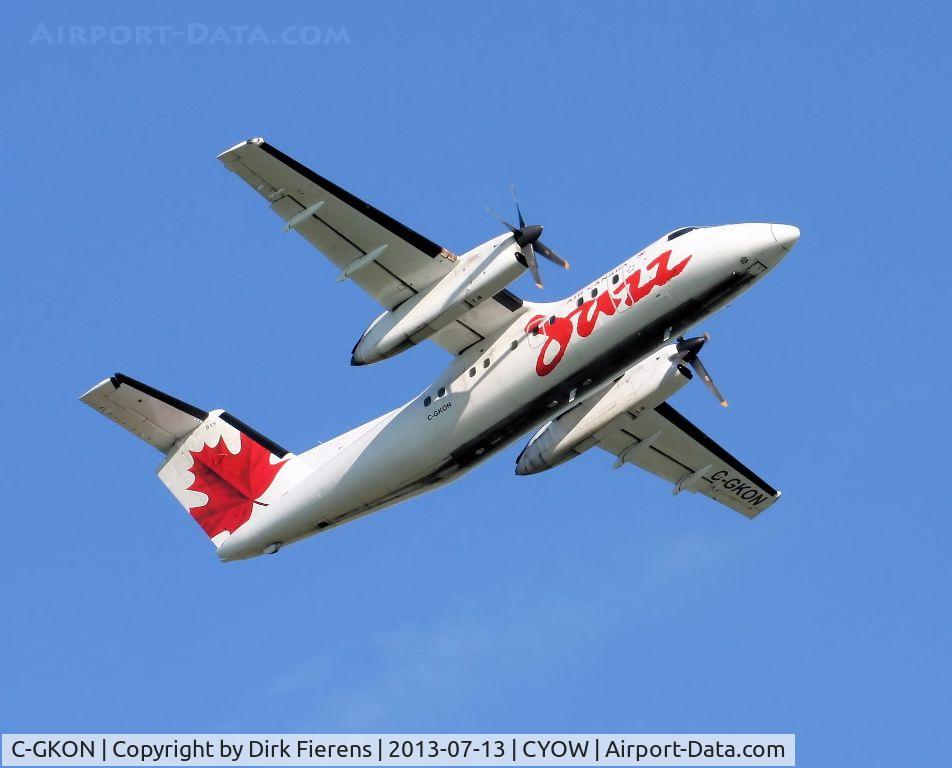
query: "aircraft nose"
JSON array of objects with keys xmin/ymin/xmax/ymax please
[{"xmin": 771, "ymin": 223, "xmax": 800, "ymax": 251}]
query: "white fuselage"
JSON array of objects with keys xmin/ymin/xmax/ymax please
[{"xmin": 216, "ymin": 223, "xmax": 796, "ymax": 560}]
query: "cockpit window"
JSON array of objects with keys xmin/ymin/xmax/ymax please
[{"xmin": 667, "ymin": 227, "xmax": 697, "ymax": 241}]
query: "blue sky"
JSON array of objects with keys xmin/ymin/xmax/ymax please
[{"xmin": 2, "ymin": 1, "xmax": 950, "ymax": 765}]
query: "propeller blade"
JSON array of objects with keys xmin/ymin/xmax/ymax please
[
  {"xmin": 523, "ymin": 244, "xmax": 543, "ymax": 288},
  {"xmin": 485, "ymin": 205, "xmax": 518, "ymax": 233},
  {"xmin": 510, "ymin": 184, "xmax": 526, "ymax": 229},
  {"xmin": 535, "ymin": 240, "xmax": 570, "ymax": 270},
  {"xmin": 690, "ymin": 355, "xmax": 728, "ymax": 407}
]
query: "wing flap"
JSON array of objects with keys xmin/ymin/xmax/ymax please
[
  {"xmin": 430, "ymin": 290, "xmax": 526, "ymax": 355},
  {"xmin": 595, "ymin": 402, "xmax": 780, "ymax": 517}
]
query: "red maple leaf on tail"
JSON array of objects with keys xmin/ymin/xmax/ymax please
[{"xmin": 186, "ymin": 433, "xmax": 285, "ymax": 538}]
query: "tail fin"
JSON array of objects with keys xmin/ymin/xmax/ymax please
[{"xmin": 80, "ymin": 373, "xmax": 311, "ymax": 548}]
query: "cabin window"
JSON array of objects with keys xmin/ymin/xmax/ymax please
[
  {"xmin": 590, "ymin": 288, "xmax": 597, "ymax": 298},
  {"xmin": 483, "ymin": 358, "xmax": 490, "ymax": 369},
  {"xmin": 469, "ymin": 367, "xmax": 476, "ymax": 377},
  {"xmin": 532, "ymin": 326, "xmax": 540, "ymax": 336},
  {"xmin": 423, "ymin": 396, "xmax": 431, "ymax": 407},
  {"xmin": 612, "ymin": 273, "xmax": 620, "ymax": 284},
  {"xmin": 548, "ymin": 316, "xmax": 556, "ymax": 325},
  {"xmin": 510, "ymin": 339, "xmax": 518, "ymax": 350},
  {"xmin": 437, "ymin": 387, "xmax": 446, "ymax": 398},
  {"xmin": 577, "ymin": 297, "xmax": 584, "ymax": 307}
]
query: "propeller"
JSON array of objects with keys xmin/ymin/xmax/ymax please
[
  {"xmin": 486, "ymin": 185, "xmax": 569, "ymax": 289},
  {"xmin": 674, "ymin": 333, "xmax": 728, "ymax": 407}
]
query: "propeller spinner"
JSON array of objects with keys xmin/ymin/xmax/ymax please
[{"xmin": 487, "ymin": 185, "xmax": 569, "ymax": 289}]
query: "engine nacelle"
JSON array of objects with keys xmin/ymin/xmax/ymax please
[
  {"xmin": 351, "ymin": 236, "xmax": 526, "ymax": 365},
  {"xmin": 515, "ymin": 344, "xmax": 692, "ymax": 475}
]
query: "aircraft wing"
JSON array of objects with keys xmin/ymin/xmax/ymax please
[
  {"xmin": 592, "ymin": 401, "xmax": 780, "ymax": 517},
  {"xmin": 218, "ymin": 138, "xmax": 524, "ymax": 355}
]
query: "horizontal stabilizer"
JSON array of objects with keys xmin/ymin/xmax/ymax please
[
  {"xmin": 81, "ymin": 373, "xmax": 312, "ymax": 549},
  {"xmin": 80, "ymin": 373, "xmax": 207, "ymax": 453}
]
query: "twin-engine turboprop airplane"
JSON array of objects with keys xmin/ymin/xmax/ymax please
[{"xmin": 81, "ymin": 138, "xmax": 800, "ymax": 561}]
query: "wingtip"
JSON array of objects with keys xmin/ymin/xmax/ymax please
[
  {"xmin": 79, "ymin": 376, "xmax": 118, "ymax": 402},
  {"xmin": 217, "ymin": 137, "xmax": 265, "ymax": 160}
]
